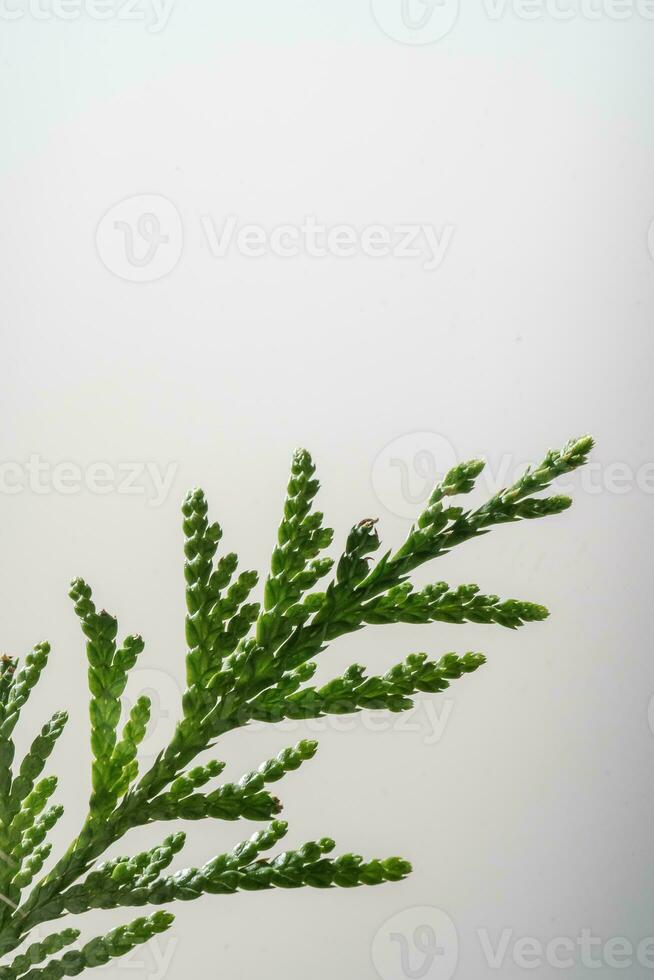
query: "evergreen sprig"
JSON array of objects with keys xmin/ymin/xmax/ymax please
[{"xmin": 0, "ymin": 435, "xmax": 592, "ymax": 975}]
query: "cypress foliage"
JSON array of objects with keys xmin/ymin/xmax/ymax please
[{"xmin": 0, "ymin": 436, "xmax": 593, "ymax": 976}]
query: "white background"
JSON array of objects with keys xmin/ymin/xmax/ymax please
[{"xmin": 1, "ymin": 2, "xmax": 652, "ymax": 977}]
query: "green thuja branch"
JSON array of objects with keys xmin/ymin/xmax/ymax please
[
  {"xmin": 0, "ymin": 435, "xmax": 593, "ymax": 974},
  {"xmin": 1, "ymin": 913, "xmax": 173, "ymax": 980}
]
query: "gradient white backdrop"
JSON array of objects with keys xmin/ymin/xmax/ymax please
[{"xmin": 1, "ymin": 3, "xmax": 652, "ymax": 978}]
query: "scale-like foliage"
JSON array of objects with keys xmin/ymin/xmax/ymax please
[{"xmin": 0, "ymin": 436, "xmax": 592, "ymax": 975}]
